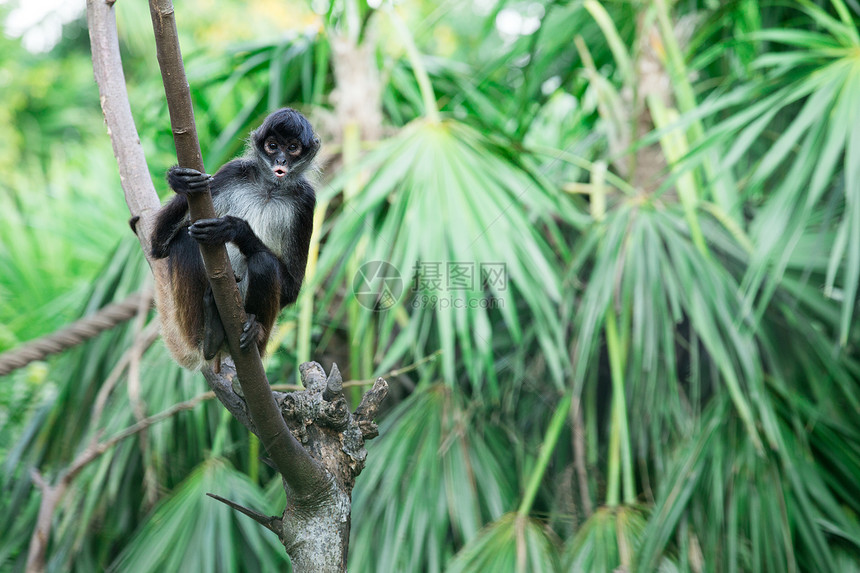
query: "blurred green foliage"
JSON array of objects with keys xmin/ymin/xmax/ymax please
[{"xmin": 1, "ymin": 0, "xmax": 860, "ymax": 572}]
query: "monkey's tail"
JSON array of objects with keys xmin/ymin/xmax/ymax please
[{"xmin": 154, "ymin": 228, "xmax": 209, "ymax": 370}]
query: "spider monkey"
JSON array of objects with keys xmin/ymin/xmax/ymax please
[{"xmin": 149, "ymin": 108, "xmax": 319, "ymax": 370}]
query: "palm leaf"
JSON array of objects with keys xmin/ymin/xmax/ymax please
[
  {"xmin": 108, "ymin": 459, "xmax": 290, "ymax": 573},
  {"xmin": 446, "ymin": 512, "xmax": 560, "ymax": 573},
  {"xmin": 349, "ymin": 384, "xmax": 517, "ymax": 572},
  {"xmin": 318, "ymin": 118, "xmax": 585, "ymax": 388},
  {"xmin": 562, "ymin": 505, "xmax": 652, "ymax": 572}
]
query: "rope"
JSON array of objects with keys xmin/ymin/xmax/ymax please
[{"xmin": 0, "ymin": 289, "xmax": 154, "ymax": 377}]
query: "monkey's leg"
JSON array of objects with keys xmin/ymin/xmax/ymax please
[
  {"xmin": 189, "ymin": 216, "xmax": 281, "ymax": 356},
  {"xmin": 202, "ymin": 285, "xmax": 226, "ymax": 360},
  {"xmin": 241, "ymin": 252, "xmax": 282, "ymax": 356}
]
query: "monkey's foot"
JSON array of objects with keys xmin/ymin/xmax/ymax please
[
  {"xmin": 151, "ymin": 237, "xmax": 171, "ymax": 259},
  {"xmin": 128, "ymin": 215, "xmax": 140, "ymax": 235},
  {"xmin": 240, "ymin": 314, "xmax": 263, "ymax": 351}
]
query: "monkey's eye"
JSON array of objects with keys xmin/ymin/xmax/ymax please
[
  {"xmin": 287, "ymin": 142, "xmax": 302, "ymax": 156},
  {"xmin": 265, "ymin": 140, "xmax": 278, "ymax": 153}
]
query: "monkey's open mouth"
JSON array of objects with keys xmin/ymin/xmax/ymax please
[{"xmin": 273, "ymin": 166, "xmax": 288, "ymax": 178}]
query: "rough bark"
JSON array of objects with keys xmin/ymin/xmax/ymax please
[
  {"xmin": 86, "ymin": 0, "xmax": 388, "ymax": 570},
  {"xmin": 204, "ymin": 361, "xmax": 388, "ymax": 571}
]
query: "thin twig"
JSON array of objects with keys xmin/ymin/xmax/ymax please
[
  {"xmin": 571, "ymin": 397, "xmax": 593, "ymax": 518},
  {"xmin": 269, "ymin": 350, "xmax": 441, "ymax": 393},
  {"xmin": 70, "ymin": 391, "xmax": 215, "ymax": 479},
  {"xmin": 26, "ymin": 389, "xmax": 215, "ymax": 573},
  {"xmin": 343, "ymin": 350, "xmax": 441, "ymax": 387},
  {"xmin": 88, "ymin": 320, "xmax": 161, "ymax": 435}
]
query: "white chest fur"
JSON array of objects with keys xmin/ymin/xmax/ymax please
[{"xmin": 213, "ymin": 189, "xmax": 296, "ymax": 302}]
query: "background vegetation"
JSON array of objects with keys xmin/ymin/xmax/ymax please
[{"xmin": 2, "ymin": 0, "xmax": 860, "ymax": 571}]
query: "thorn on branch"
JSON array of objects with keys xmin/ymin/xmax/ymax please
[
  {"xmin": 323, "ymin": 363, "xmax": 343, "ymax": 402},
  {"xmin": 206, "ymin": 493, "xmax": 282, "ymax": 534},
  {"xmin": 259, "ymin": 455, "xmax": 277, "ymax": 470}
]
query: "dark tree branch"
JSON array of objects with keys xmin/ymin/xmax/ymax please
[
  {"xmin": 201, "ymin": 359, "xmax": 256, "ymax": 432},
  {"xmin": 146, "ymin": 0, "xmax": 327, "ymax": 499},
  {"xmin": 278, "ymin": 363, "xmax": 389, "ymax": 571}
]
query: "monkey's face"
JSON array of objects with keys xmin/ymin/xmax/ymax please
[
  {"xmin": 262, "ymin": 135, "xmax": 304, "ymax": 178},
  {"xmin": 252, "ymin": 108, "xmax": 320, "ymax": 182}
]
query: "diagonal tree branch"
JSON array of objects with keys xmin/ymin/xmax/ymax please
[
  {"xmin": 146, "ymin": 0, "xmax": 326, "ymax": 497},
  {"xmin": 86, "ymin": 0, "xmax": 161, "ymax": 245}
]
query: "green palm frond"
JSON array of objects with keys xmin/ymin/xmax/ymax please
[
  {"xmin": 349, "ymin": 384, "xmax": 517, "ymax": 573},
  {"xmin": 684, "ymin": 3, "xmax": 860, "ymax": 345},
  {"xmin": 562, "ymin": 505, "xmax": 651, "ymax": 573},
  {"xmin": 318, "ymin": 117, "xmax": 586, "ymax": 388},
  {"xmin": 571, "ymin": 204, "xmax": 777, "ymax": 458},
  {"xmin": 637, "ymin": 393, "xmax": 860, "ymax": 573},
  {"xmin": 0, "ymin": 143, "xmax": 127, "ymax": 346},
  {"xmin": 108, "ymin": 459, "xmax": 290, "ymax": 573},
  {"xmin": 0, "ymin": 237, "xmax": 259, "ymax": 570},
  {"xmin": 446, "ymin": 512, "xmax": 560, "ymax": 573}
]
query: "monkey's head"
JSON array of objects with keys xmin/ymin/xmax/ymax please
[{"xmin": 252, "ymin": 108, "xmax": 320, "ymax": 183}]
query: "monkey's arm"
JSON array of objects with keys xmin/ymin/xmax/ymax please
[
  {"xmin": 150, "ymin": 194, "xmax": 189, "ymax": 259},
  {"xmin": 209, "ymin": 159, "xmax": 254, "ymax": 193},
  {"xmin": 188, "ymin": 216, "xmax": 273, "ymax": 257},
  {"xmin": 279, "ymin": 184, "xmax": 316, "ymax": 306}
]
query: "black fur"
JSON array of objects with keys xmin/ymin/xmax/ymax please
[
  {"xmin": 253, "ymin": 108, "xmax": 318, "ymax": 151},
  {"xmin": 129, "ymin": 215, "xmax": 140, "ymax": 235},
  {"xmin": 202, "ymin": 285, "xmax": 224, "ymax": 360},
  {"xmin": 150, "ymin": 108, "xmax": 319, "ymax": 366}
]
